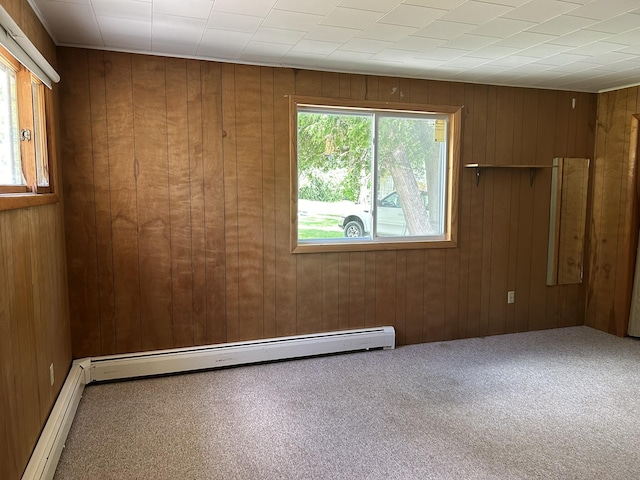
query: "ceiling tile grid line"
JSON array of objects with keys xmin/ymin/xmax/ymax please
[{"xmin": 23, "ymin": 0, "xmax": 640, "ymax": 92}]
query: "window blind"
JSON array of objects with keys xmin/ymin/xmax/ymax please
[{"xmin": 0, "ymin": 4, "xmax": 59, "ymax": 88}]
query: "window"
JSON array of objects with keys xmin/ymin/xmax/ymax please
[
  {"xmin": 0, "ymin": 43, "xmax": 51, "ymax": 201},
  {"xmin": 291, "ymin": 96, "xmax": 461, "ymax": 253}
]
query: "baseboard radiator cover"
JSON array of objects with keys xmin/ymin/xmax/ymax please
[
  {"xmin": 21, "ymin": 362, "xmax": 87, "ymax": 480},
  {"xmin": 21, "ymin": 327, "xmax": 394, "ymax": 479},
  {"xmin": 89, "ymin": 326, "xmax": 395, "ymax": 382}
]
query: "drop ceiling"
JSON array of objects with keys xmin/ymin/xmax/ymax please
[{"xmin": 29, "ymin": 0, "xmax": 640, "ymax": 93}]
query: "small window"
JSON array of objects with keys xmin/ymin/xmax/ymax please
[
  {"xmin": 0, "ymin": 44, "xmax": 50, "ymax": 197},
  {"xmin": 291, "ymin": 96, "xmax": 461, "ymax": 253}
]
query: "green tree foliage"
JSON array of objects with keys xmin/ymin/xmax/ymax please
[
  {"xmin": 377, "ymin": 116, "xmax": 442, "ymax": 233},
  {"xmin": 297, "ymin": 111, "xmax": 371, "ymax": 202}
]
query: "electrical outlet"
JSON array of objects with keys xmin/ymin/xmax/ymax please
[
  {"xmin": 507, "ymin": 291, "xmax": 515, "ymax": 304},
  {"xmin": 49, "ymin": 363, "xmax": 54, "ymax": 386}
]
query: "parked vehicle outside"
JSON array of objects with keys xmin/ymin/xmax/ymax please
[{"xmin": 338, "ymin": 191, "xmax": 428, "ymax": 237}]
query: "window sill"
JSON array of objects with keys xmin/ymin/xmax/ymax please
[
  {"xmin": 0, "ymin": 192, "xmax": 59, "ymax": 212},
  {"xmin": 293, "ymin": 237, "xmax": 457, "ymax": 254}
]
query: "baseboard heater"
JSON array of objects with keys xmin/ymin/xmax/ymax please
[{"xmin": 22, "ymin": 326, "xmax": 395, "ymax": 480}]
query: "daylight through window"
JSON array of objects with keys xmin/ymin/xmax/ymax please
[
  {"xmin": 0, "ymin": 44, "xmax": 49, "ymax": 195},
  {"xmin": 292, "ymin": 97, "xmax": 461, "ymax": 253}
]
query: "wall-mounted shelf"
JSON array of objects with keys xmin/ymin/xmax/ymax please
[{"xmin": 465, "ymin": 163, "xmax": 555, "ymax": 187}]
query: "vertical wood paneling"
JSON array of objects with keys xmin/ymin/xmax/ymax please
[
  {"xmin": 187, "ymin": 61, "xmax": 207, "ymax": 345},
  {"xmin": 261, "ymin": 67, "xmax": 277, "ymax": 338},
  {"xmin": 59, "ymin": 49, "xmax": 100, "ymax": 357},
  {"xmin": 514, "ymin": 90, "xmax": 539, "ymax": 332},
  {"xmin": 132, "ymin": 56, "xmax": 173, "ymax": 350},
  {"xmin": 104, "ymin": 51, "xmax": 142, "ymax": 353},
  {"xmin": 221, "ymin": 64, "xmax": 240, "ymax": 341},
  {"xmin": 273, "ymin": 68, "xmax": 297, "ymax": 337},
  {"xmin": 59, "ymin": 48, "xmax": 598, "ymax": 361},
  {"xmin": 87, "ymin": 50, "xmax": 116, "ymax": 354},
  {"xmin": 235, "ymin": 65, "xmax": 265, "ymax": 341},
  {"xmin": 166, "ymin": 57, "xmax": 194, "ymax": 347},
  {"xmin": 2, "ymin": 4, "xmax": 71, "ymax": 480},
  {"xmin": 202, "ymin": 62, "xmax": 226, "ymax": 345},
  {"xmin": 1, "ymin": 204, "xmax": 71, "ymax": 480},
  {"xmin": 587, "ymin": 87, "xmax": 639, "ymax": 336}
]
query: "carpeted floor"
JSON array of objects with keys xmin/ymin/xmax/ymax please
[{"xmin": 54, "ymin": 326, "xmax": 640, "ymax": 479}]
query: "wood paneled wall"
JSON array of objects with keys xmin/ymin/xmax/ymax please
[
  {"xmin": 0, "ymin": 2, "xmax": 71, "ymax": 480},
  {"xmin": 587, "ymin": 87, "xmax": 640, "ymax": 336},
  {"xmin": 58, "ymin": 47, "xmax": 596, "ymax": 359}
]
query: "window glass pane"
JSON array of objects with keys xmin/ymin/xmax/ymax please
[
  {"xmin": 0, "ymin": 61, "xmax": 23, "ymax": 186},
  {"xmin": 297, "ymin": 109, "xmax": 373, "ymax": 241},
  {"xmin": 32, "ymin": 80, "xmax": 49, "ymax": 187},
  {"xmin": 375, "ymin": 115, "xmax": 447, "ymax": 237}
]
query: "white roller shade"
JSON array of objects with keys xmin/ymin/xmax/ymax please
[{"xmin": 0, "ymin": 4, "xmax": 59, "ymax": 88}]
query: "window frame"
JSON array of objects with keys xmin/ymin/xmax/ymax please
[
  {"xmin": 0, "ymin": 43, "xmax": 56, "ymax": 211},
  {"xmin": 290, "ymin": 95, "xmax": 462, "ymax": 254}
]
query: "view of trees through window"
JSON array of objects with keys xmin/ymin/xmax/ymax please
[
  {"xmin": 297, "ymin": 106, "xmax": 448, "ymax": 243},
  {"xmin": 0, "ymin": 61, "xmax": 22, "ymax": 186}
]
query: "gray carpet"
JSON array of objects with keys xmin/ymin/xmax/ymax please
[{"xmin": 54, "ymin": 326, "xmax": 640, "ymax": 480}]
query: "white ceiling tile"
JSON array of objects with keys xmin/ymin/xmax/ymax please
[
  {"xmin": 213, "ymin": 0, "xmax": 277, "ymax": 17},
  {"xmin": 414, "ymin": 20, "xmax": 477, "ymax": 40},
  {"xmin": 96, "ymin": 15, "xmax": 150, "ymax": 37},
  {"xmin": 533, "ymin": 52, "xmax": 591, "ymax": 66},
  {"xmin": 547, "ymin": 29, "xmax": 611, "ymax": 47},
  {"xmin": 526, "ymin": 14, "xmax": 598, "ymax": 36},
  {"xmin": 152, "ymin": 41, "xmax": 198, "ymax": 55},
  {"xmin": 615, "ymin": 45, "xmax": 640, "ymax": 56},
  {"xmin": 495, "ymin": 31, "xmax": 554, "ymax": 48},
  {"xmin": 587, "ymin": 13, "xmax": 640, "ymax": 34},
  {"xmin": 152, "ymin": 14, "xmax": 206, "ymax": 45},
  {"xmin": 357, "ymin": 23, "xmax": 418, "ymax": 41},
  {"xmin": 97, "ymin": 15, "xmax": 151, "ymax": 50},
  {"xmin": 440, "ymin": 1, "xmax": 514, "ymax": 25},
  {"xmin": 585, "ymin": 51, "xmax": 637, "ymax": 65},
  {"xmin": 153, "ymin": 0, "xmax": 213, "ymax": 19},
  {"xmin": 30, "ymin": 0, "xmax": 640, "ymax": 93},
  {"xmin": 198, "ymin": 28, "xmax": 252, "ymax": 58},
  {"xmin": 606, "ymin": 28, "xmax": 640, "ymax": 46},
  {"xmin": 568, "ymin": 41, "xmax": 631, "ymax": 57},
  {"xmin": 281, "ymin": 52, "xmax": 326, "ymax": 68},
  {"xmin": 337, "ymin": 0, "xmax": 401, "ymax": 13},
  {"xmin": 393, "ymin": 35, "xmax": 446, "ymax": 52},
  {"xmin": 207, "ymin": 12, "xmax": 263, "ymax": 33},
  {"xmin": 379, "ymin": 5, "xmax": 447, "ymax": 28},
  {"xmin": 417, "ymin": 47, "xmax": 470, "ymax": 61},
  {"xmin": 91, "ymin": 0, "xmax": 152, "ymax": 21},
  {"xmin": 371, "ymin": 48, "xmax": 420, "ymax": 62},
  {"xmin": 468, "ymin": 17, "xmax": 535, "ymax": 37},
  {"xmin": 517, "ymin": 42, "xmax": 572, "ymax": 58},
  {"xmin": 340, "ymin": 38, "xmax": 392, "ymax": 54},
  {"xmin": 403, "ymin": 0, "xmax": 467, "ymax": 10},
  {"xmin": 501, "ymin": 0, "xmax": 578, "ymax": 23},
  {"xmin": 290, "ymin": 39, "xmax": 341, "ymax": 55},
  {"xmin": 276, "ymin": 0, "xmax": 339, "ymax": 15},
  {"xmin": 474, "ymin": 0, "xmax": 530, "ymax": 6},
  {"xmin": 262, "ymin": 10, "xmax": 322, "ymax": 32},
  {"xmin": 441, "ymin": 56, "xmax": 490, "ymax": 69},
  {"xmin": 569, "ymin": 0, "xmax": 640, "ymax": 21},
  {"xmin": 36, "ymin": 1, "xmax": 103, "ymax": 45},
  {"xmin": 305, "ymin": 25, "xmax": 360, "ymax": 43},
  {"xmin": 252, "ymin": 27, "xmax": 305, "ymax": 45},
  {"xmin": 466, "ymin": 44, "xmax": 521, "ymax": 59},
  {"xmin": 486, "ymin": 54, "xmax": 538, "ymax": 68},
  {"xmin": 443, "ymin": 34, "xmax": 500, "ymax": 50},
  {"xmin": 241, "ymin": 41, "xmax": 291, "ymax": 62},
  {"xmin": 325, "ymin": 49, "xmax": 372, "ymax": 63},
  {"xmin": 320, "ymin": 7, "xmax": 383, "ymax": 29}
]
